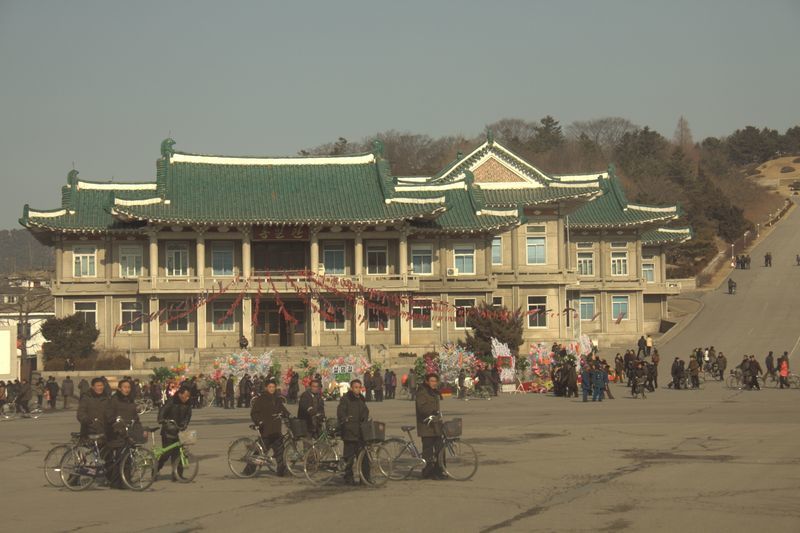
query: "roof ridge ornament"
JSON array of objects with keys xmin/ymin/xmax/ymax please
[
  {"xmin": 67, "ymin": 169, "xmax": 79, "ymax": 186},
  {"xmin": 161, "ymin": 138, "xmax": 176, "ymax": 158},
  {"xmin": 486, "ymin": 129, "xmax": 494, "ymax": 144},
  {"xmin": 372, "ymin": 139, "xmax": 384, "ymax": 158}
]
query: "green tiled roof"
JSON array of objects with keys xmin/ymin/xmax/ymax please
[
  {"xmin": 480, "ymin": 186, "xmax": 599, "ymax": 208},
  {"xmin": 641, "ymin": 227, "xmax": 693, "ymax": 244},
  {"xmin": 410, "ymin": 188, "xmax": 521, "ymax": 233},
  {"xmin": 569, "ymin": 170, "xmax": 682, "ymax": 228}
]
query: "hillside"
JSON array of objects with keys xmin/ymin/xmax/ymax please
[{"xmin": 0, "ymin": 229, "xmax": 54, "ymax": 274}]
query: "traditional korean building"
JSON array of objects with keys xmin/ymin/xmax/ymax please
[{"xmin": 20, "ymin": 136, "xmax": 690, "ymax": 360}]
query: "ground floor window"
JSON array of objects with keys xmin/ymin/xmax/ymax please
[
  {"xmin": 120, "ymin": 301, "xmax": 143, "ymax": 332},
  {"xmin": 165, "ymin": 302, "xmax": 190, "ymax": 332},
  {"xmin": 411, "ymin": 299, "xmax": 432, "ymax": 329},
  {"xmin": 74, "ymin": 302, "xmax": 96, "ymax": 327},
  {"xmin": 611, "ymin": 295, "xmax": 629, "ymax": 321},
  {"xmin": 579, "ymin": 296, "xmax": 595, "ymax": 321},
  {"xmin": 367, "ymin": 307, "xmax": 390, "ymax": 331},
  {"xmin": 527, "ymin": 296, "xmax": 547, "ymax": 328},
  {"xmin": 454, "ymin": 298, "xmax": 475, "ymax": 329},
  {"xmin": 324, "ymin": 300, "xmax": 346, "ymax": 330}
]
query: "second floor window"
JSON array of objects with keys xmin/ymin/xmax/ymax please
[
  {"xmin": 453, "ymin": 244, "xmax": 475, "ymax": 274},
  {"xmin": 166, "ymin": 243, "xmax": 189, "ymax": 277},
  {"xmin": 526, "ymin": 237, "xmax": 546, "ymax": 265},
  {"xmin": 120, "ymin": 301, "xmax": 143, "ymax": 332},
  {"xmin": 212, "ymin": 242, "xmax": 235, "ymax": 276},
  {"xmin": 491, "ymin": 237, "xmax": 502, "ymax": 265},
  {"xmin": 577, "ymin": 252, "xmax": 594, "ymax": 276},
  {"xmin": 411, "ymin": 245, "xmax": 433, "ymax": 275},
  {"xmin": 73, "ymin": 246, "xmax": 96, "ymax": 277},
  {"xmin": 119, "ymin": 245, "xmax": 143, "ymax": 278},
  {"xmin": 611, "ymin": 251, "xmax": 628, "ymax": 276},
  {"xmin": 323, "ymin": 242, "xmax": 345, "ymax": 275},
  {"xmin": 642, "ymin": 262, "xmax": 655, "ymax": 282},
  {"xmin": 366, "ymin": 242, "xmax": 388, "ymax": 275}
]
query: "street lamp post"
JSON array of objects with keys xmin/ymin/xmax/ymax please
[
  {"xmin": 730, "ymin": 243, "xmax": 735, "ymax": 266},
  {"xmin": 756, "ymin": 223, "xmax": 760, "ymax": 238}
]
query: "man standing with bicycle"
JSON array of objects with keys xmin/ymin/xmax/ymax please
[
  {"xmin": 157, "ymin": 385, "xmax": 193, "ymax": 478},
  {"xmin": 250, "ymin": 378, "xmax": 290, "ymax": 476},
  {"xmin": 416, "ymin": 373, "xmax": 445, "ymax": 480},
  {"xmin": 337, "ymin": 379, "xmax": 370, "ymax": 485},
  {"xmin": 108, "ymin": 379, "xmax": 141, "ymax": 488},
  {"xmin": 298, "ymin": 379, "xmax": 325, "ymax": 437}
]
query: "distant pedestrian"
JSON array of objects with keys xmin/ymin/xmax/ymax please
[{"xmin": 61, "ymin": 376, "xmax": 75, "ymax": 409}]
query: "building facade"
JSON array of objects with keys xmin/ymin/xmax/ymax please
[{"xmin": 20, "ymin": 137, "xmax": 691, "ymax": 355}]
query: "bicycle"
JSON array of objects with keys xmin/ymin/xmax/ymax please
[
  {"xmin": 149, "ymin": 420, "xmax": 199, "ymax": 482},
  {"xmin": 302, "ymin": 418, "xmax": 392, "ymax": 487},
  {"xmin": 44, "ymin": 432, "xmax": 84, "ymax": 487},
  {"xmin": 1, "ymin": 400, "xmax": 43, "ymax": 420},
  {"xmin": 135, "ymin": 398, "xmax": 154, "ymax": 416},
  {"xmin": 381, "ymin": 415, "xmax": 478, "ymax": 481},
  {"xmin": 226, "ymin": 416, "xmax": 309, "ymax": 478},
  {"xmin": 59, "ymin": 419, "xmax": 156, "ymax": 491}
]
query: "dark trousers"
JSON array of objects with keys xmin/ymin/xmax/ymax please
[
  {"xmin": 48, "ymin": 395, "xmax": 57, "ymax": 409},
  {"xmin": 421, "ymin": 436, "xmax": 443, "ymax": 477},
  {"xmin": 157, "ymin": 433, "xmax": 180, "ymax": 472},
  {"xmin": 374, "ymin": 389, "xmax": 383, "ymax": 402},
  {"xmin": 779, "ymin": 376, "xmax": 789, "ymax": 388},
  {"xmin": 690, "ymin": 375, "xmax": 700, "ymax": 388},
  {"xmin": 343, "ymin": 440, "xmax": 369, "ymax": 482},
  {"xmin": 582, "ymin": 387, "xmax": 590, "ymax": 402},
  {"xmin": 262, "ymin": 433, "xmax": 286, "ymax": 475},
  {"xmin": 17, "ymin": 399, "xmax": 30, "ymax": 413},
  {"xmin": 225, "ymin": 395, "xmax": 234, "ymax": 409},
  {"xmin": 364, "ymin": 388, "xmax": 372, "ymax": 401},
  {"xmin": 37, "ymin": 395, "xmax": 43, "ymax": 408}
]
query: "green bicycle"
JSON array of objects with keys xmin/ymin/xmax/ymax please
[{"xmin": 148, "ymin": 420, "xmax": 199, "ymax": 482}]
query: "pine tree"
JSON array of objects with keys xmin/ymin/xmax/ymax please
[{"xmin": 464, "ymin": 302, "xmax": 523, "ymax": 364}]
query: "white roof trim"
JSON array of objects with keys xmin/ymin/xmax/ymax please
[
  {"xmin": 114, "ymin": 197, "xmax": 163, "ymax": 206},
  {"xmin": 469, "ymin": 152, "xmax": 544, "ymax": 188},
  {"xmin": 492, "ymin": 144, "xmax": 553, "ymax": 182},
  {"xmin": 171, "ymin": 152, "xmax": 376, "ymax": 166},
  {"xmin": 476, "ymin": 209, "xmax": 519, "ymax": 217},
  {"xmin": 396, "ymin": 177, "xmax": 431, "ymax": 183},
  {"xmin": 655, "ymin": 228, "xmax": 691, "ymax": 234},
  {"xmin": 627, "ymin": 204, "xmax": 678, "ymax": 213},
  {"xmin": 394, "ymin": 181, "xmax": 465, "ymax": 192},
  {"xmin": 77, "ymin": 181, "xmax": 157, "ymax": 191},
  {"xmin": 385, "ymin": 196, "xmax": 446, "ymax": 205},
  {"xmin": 29, "ymin": 209, "xmax": 67, "ymax": 218},
  {"xmin": 553, "ymin": 172, "xmax": 608, "ymax": 182}
]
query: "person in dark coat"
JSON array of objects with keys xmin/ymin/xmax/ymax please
[
  {"xmin": 566, "ymin": 365, "xmax": 579, "ymax": 398},
  {"xmin": 591, "ymin": 364, "xmax": 606, "ymax": 401},
  {"xmin": 748, "ymin": 355, "xmax": 762, "ymax": 390},
  {"xmin": 457, "ymin": 369, "xmax": 467, "ymax": 400},
  {"xmin": 581, "ymin": 365, "xmax": 592, "ymax": 402},
  {"xmin": 363, "ymin": 370, "xmax": 373, "ymax": 402},
  {"xmin": 250, "ymin": 379, "xmax": 290, "ymax": 476},
  {"xmin": 61, "ymin": 376, "xmax": 75, "ymax": 409},
  {"xmin": 406, "ymin": 370, "xmax": 417, "ymax": 401},
  {"xmin": 150, "ymin": 380, "xmax": 163, "ymax": 407},
  {"xmin": 298, "ymin": 379, "xmax": 325, "ymax": 436},
  {"xmin": 337, "ymin": 379, "xmax": 370, "ymax": 484},
  {"xmin": 636, "ymin": 336, "xmax": 647, "ymax": 358},
  {"xmin": 383, "ymin": 370, "xmax": 393, "ymax": 399},
  {"xmin": 78, "ymin": 378, "xmax": 90, "ymax": 399},
  {"xmin": 238, "ymin": 374, "xmax": 251, "ymax": 408},
  {"xmin": 157, "ymin": 386, "xmax": 193, "ymax": 476},
  {"xmin": 16, "ymin": 379, "xmax": 32, "ymax": 415},
  {"xmin": 225, "ymin": 375, "xmax": 235, "ymax": 409},
  {"xmin": 372, "ymin": 369, "xmax": 384, "ymax": 402},
  {"xmin": 415, "ymin": 373, "xmax": 444, "ymax": 479},
  {"xmin": 716, "ymin": 352, "xmax": 728, "ymax": 380},
  {"xmin": 46, "ymin": 377, "xmax": 59, "ymax": 409},
  {"xmin": 77, "ymin": 378, "xmax": 111, "ymax": 436},
  {"xmin": 287, "ymin": 370, "xmax": 300, "ymax": 404},
  {"xmin": 108, "ymin": 379, "xmax": 140, "ymax": 488}
]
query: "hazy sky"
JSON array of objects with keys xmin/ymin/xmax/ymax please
[{"xmin": 1, "ymin": 0, "xmax": 799, "ymax": 229}]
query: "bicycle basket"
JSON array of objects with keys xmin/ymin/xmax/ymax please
[
  {"xmin": 360, "ymin": 421, "xmax": 386, "ymax": 442},
  {"xmin": 443, "ymin": 418, "xmax": 463, "ymax": 438},
  {"xmin": 179, "ymin": 429, "xmax": 198, "ymax": 445},
  {"xmin": 288, "ymin": 418, "xmax": 309, "ymax": 438}
]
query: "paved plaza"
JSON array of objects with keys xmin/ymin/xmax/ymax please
[{"xmin": 2, "ymin": 381, "xmax": 799, "ymax": 533}]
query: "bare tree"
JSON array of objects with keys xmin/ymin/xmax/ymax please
[
  {"xmin": 566, "ymin": 117, "xmax": 638, "ymax": 154},
  {"xmin": 0, "ymin": 271, "xmax": 53, "ymax": 379},
  {"xmin": 673, "ymin": 116, "xmax": 694, "ymax": 151}
]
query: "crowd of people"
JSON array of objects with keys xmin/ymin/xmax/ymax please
[{"xmin": 0, "ymin": 375, "xmax": 83, "ymax": 417}]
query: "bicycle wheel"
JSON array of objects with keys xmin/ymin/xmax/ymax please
[
  {"xmin": 303, "ymin": 443, "xmax": 338, "ymax": 486},
  {"xmin": 382, "ymin": 438, "xmax": 419, "ymax": 480},
  {"xmin": 173, "ymin": 447, "xmax": 199, "ymax": 483},
  {"xmin": 227, "ymin": 437, "xmax": 263, "ymax": 478},
  {"xmin": 59, "ymin": 446, "xmax": 96, "ymax": 491},
  {"xmin": 284, "ymin": 438, "xmax": 310, "ymax": 478},
  {"xmin": 44, "ymin": 444, "xmax": 71, "ymax": 487},
  {"xmin": 122, "ymin": 447, "xmax": 156, "ymax": 491},
  {"xmin": 789, "ymin": 375, "xmax": 800, "ymax": 388},
  {"xmin": 357, "ymin": 445, "xmax": 392, "ymax": 487},
  {"xmin": 725, "ymin": 375, "xmax": 738, "ymax": 389},
  {"xmin": 439, "ymin": 440, "xmax": 478, "ymax": 481}
]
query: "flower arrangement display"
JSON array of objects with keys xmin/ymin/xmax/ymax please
[
  {"xmin": 210, "ymin": 350, "xmax": 274, "ymax": 381},
  {"xmin": 314, "ymin": 355, "xmax": 371, "ymax": 386}
]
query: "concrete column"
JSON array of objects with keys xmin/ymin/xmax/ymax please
[
  {"xmin": 400, "ymin": 296, "xmax": 411, "ymax": 345},
  {"xmin": 105, "ymin": 237, "xmax": 114, "ymax": 280},
  {"xmin": 511, "ymin": 226, "xmax": 519, "ymax": 280},
  {"xmin": 54, "ymin": 237, "xmax": 63, "ymax": 284},
  {"xmin": 354, "ymin": 297, "xmax": 366, "ymax": 345},
  {"xmin": 439, "ymin": 292, "xmax": 448, "ymax": 343},
  {"xmin": 556, "ymin": 217, "xmax": 566, "ymax": 271},
  {"xmin": 242, "ymin": 296, "xmax": 252, "ymax": 345},
  {"xmin": 598, "ymin": 234, "xmax": 607, "ymax": 278},
  {"xmin": 196, "ymin": 234, "xmax": 206, "ymax": 281},
  {"xmin": 310, "ymin": 297, "xmax": 321, "ymax": 346},
  {"xmin": 398, "ymin": 231, "xmax": 408, "ymax": 277},
  {"xmin": 599, "ymin": 292, "xmax": 609, "ymax": 333},
  {"xmin": 438, "ymin": 237, "xmax": 448, "ymax": 277},
  {"xmin": 148, "ymin": 231, "xmax": 159, "ymax": 288},
  {"xmin": 484, "ymin": 236, "xmax": 493, "ymax": 276},
  {"xmin": 104, "ymin": 295, "xmax": 113, "ymax": 347},
  {"xmin": 196, "ymin": 299, "xmax": 207, "ymax": 349},
  {"xmin": 660, "ymin": 250, "xmax": 667, "ymax": 283},
  {"xmin": 241, "ymin": 227, "xmax": 252, "ymax": 280},
  {"xmin": 148, "ymin": 297, "xmax": 160, "ymax": 350},
  {"xmin": 354, "ymin": 230, "xmax": 363, "ymax": 277},
  {"xmin": 310, "ymin": 228, "xmax": 320, "ymax": 274},
  {"xmin": 634, "ymin": 235, "xmax": 642, "ymax": 281}
]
